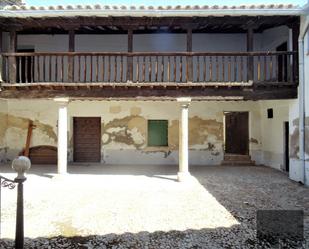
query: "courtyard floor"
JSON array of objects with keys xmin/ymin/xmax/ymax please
[{"xmin": 0, "ymin": 164, "xmax": 308, "ymax": 248}]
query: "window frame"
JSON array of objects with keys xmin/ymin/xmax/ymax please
[{"xmin": 147, "ymin": 119, "xmax": 169, "ymax": 147}]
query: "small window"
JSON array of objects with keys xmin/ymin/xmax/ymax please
[
  {"xmin": 267, "ymin": 108, "xmax": 273, "ymax": 119},
  {"xmin": 148, "ymin": 120, "xmax": 168, "ymax": 147}
]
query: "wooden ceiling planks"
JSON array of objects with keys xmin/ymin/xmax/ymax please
[{"xmin": 0, "ymin": 16, "xmax": 300, "ymax": 34}]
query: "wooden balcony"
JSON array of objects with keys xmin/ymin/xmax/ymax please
[{"xmin": 0, "ymin": 51, "xmax": 298, "ymax": 100}]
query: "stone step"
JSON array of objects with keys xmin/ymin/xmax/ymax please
[
  {"xmin": 221, "ymin": 160, "xmax": 255, "ymax": 166},
  {"xmin": 224, "ymin": 154, "xmax": 252, "ymax": 161},
  {"xmin": 221, "ymin": 154, "xmax": 255, "ymax": 166}
]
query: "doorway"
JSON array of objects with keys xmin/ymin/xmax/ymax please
[
  {"xmin": 284, "ymin": 121, "xmax": 290, "ymax": 172},
  {"xmin": 73, "ymin": 117, "xmax": 101, "ymax": 162},
  {"xmin": 224, "ymin": 112, "xmax": 249, "ymax": 155}
]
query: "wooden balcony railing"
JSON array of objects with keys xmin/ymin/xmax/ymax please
[{"xmin": 0, "ymin": 51, "xmax": 298, "ymax": 85}]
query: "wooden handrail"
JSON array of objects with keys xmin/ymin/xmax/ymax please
[
  {"xmin": 1, "ymin": 51, "xmax": 298, "ymax": 84},
  {"xmin": 0, "ymin": 51, "xmax": 298, "ymax": 57}
]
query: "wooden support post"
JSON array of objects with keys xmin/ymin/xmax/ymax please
[
  {"xmin": 0, "ymin": 30, "xmax": 3, "ymax": 82},
  {"xmin": 247, "ymin": 27, "xmax": 254, "ymax": 81},
  {"xmin": 68, "ymin": 29, "xmax": 75, "ymax": 82},
  {"xmin": 127, "ymin": 28, "xmax": 133, "ymax": 82},
  {"xmin": 187, "ymin": 28, "xmax": 193, "ymax": 82},
  {"xmin": 292, "ymin": 24, "xmax": 299, "ymax": 82},
  {"xmin": 9, "ymin": 31, "xmax": 17, "ymax": 84}
]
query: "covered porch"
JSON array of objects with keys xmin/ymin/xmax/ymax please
[{"xmin": 0, "ymin": 10, "xmax": 300, "ymax": 100}]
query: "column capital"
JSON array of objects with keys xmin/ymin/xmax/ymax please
[
  {"xmin": 177, "ymin": 97, "xmax": 191, "ymax": 107},
  {"xmin": 54, "ymin": 97, "xmax": 69, "ymax": 105}
]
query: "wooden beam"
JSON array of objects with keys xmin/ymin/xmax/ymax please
[
  {"xmin": 0, "ymin": 30, "xmax": 3, "ymax": 82},
  {"xmin": 9, "ymin": 30, "xmax": 17, "ymax": 84},
  {"xmin": 68, "ymin": 29, "xmax": 75, "ymax": 82},
  {"xmin": 0, "ymin": 86, "xmax": 297, "ymax": 100},
  {"xmin": 127, "ymin": 28, "xmax": 133, "ymax": 82},
  {"xmin": 247, "ymin": 27, "xmax": 254, "ymax": 81},
  {"xmin": 187, "ymin": 27, "xmax": 193, "ymax": 82}
]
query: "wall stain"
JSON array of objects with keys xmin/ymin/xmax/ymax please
[
  {"xmin": 250, "ymin": 138, "xmax": 259, "ymax": 144},
  {"xmin": 0, "ymin": 113, "xmax": 57, "ymax": 143},
  {"xmin": 101, "ymin": 115, "xmax": 223, "ymax": 154},
  {"xmin": 109, "ymin": 106, "xmax": 121, "ymax": 114},
  {"xmin": 130, "ymin": 107, "xmax": 142, "ymax": 116},
  {"xmin": 169, "ymin": 116, "xmax": 223, "ymax": 150},
  {"xmin": 292, "ymin": 117, "xmax": 309, "ymax": 126},
  {"xmin": 290, "ymin": 120, "xmax": 309, "ymax": 158},
  {"xmin": 102, "ymin": 115, "xmax": 146, "ymax": 149}
]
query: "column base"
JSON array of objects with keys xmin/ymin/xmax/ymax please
[
  {"xmin": 177, "ymin": 171, "xmax": 192, "ymax": 182},
  {"xmin": 57, "ymin": 164, "xmax": 67, "ymax": 174}
]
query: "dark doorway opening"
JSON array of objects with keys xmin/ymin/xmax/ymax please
[
  {"xmin": 284, "ymin": 121, "xmax": 290, "ymax": 172},
  {"xmin": 276, "ymin": 42, "xmax": 288, "ymax": 82},
  {"xmin": 17, "ymin": 48, "xmax": 35, "ymax": 83},
  {"xmin": 225, "ymin": 112, "xmax": 249, "ymax": 155},
  {"xmin": 73, "ymin": 117, "xmax": 101, "ymax": 163}
]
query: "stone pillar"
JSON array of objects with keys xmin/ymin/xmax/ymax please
[
  {"xmin": 55, "ymin": 98, "xmax": 69, "ymax": 174},
  {"xmin": 177, "ymin": 97, "xmax": 191, "ymax": 182}
]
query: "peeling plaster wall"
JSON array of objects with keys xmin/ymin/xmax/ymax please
[
  {"xmin": 289, "ymin": 31, "xmax": 309, "ymax": 185},
  {"xmin": 0, "ymin": 99, "xmax": 8, "ymax": 162},
  {"xmin": 3, "ymin": 100, "xmax": 58, "ymax": 162},
  {"xmin": 0, "ymin": 99, "xmax": 266, "ymax": 166}
]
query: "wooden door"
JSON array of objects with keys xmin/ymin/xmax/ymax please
[
  {"xmin": 225, "ymin": 112, "xmax": 249, "ymax": 155},
  {"xmin": 73, "ymin": 117, "xmax": 101, "ymax": 162}
]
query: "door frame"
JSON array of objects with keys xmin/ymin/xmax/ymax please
[
  {"xmin": 223, "ymin": 111, "xmax": 250, "ymax": 155},
  {"xmin": 73, "ymin": 116, "xmax": 102, "ymax": 163},
  {"xmin": 283, "ymin": 121, "xmax": 289, "ymax": 172}
]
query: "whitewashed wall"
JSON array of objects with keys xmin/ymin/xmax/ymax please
[
  {"xmin": 290, "ymin": 31, "xmax": 309, "ymax": 185},
  {"xmin": 258, "ymin": 100, "xmax": 292, "ymax": 170}
]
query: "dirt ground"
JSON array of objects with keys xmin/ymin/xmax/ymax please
[{"xmin": 0, "ymin": 164, "xmax": 308, "ymax": 248}]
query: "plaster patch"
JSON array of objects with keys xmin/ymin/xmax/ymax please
[
  {"xmin": 102, "ymin": 116, "xmax": 146, "ymax": 149},
  {"xmin": 109, "ymin": 106, "xmax": 121, "ymax": 114},
  {"xmin": 130, "ymin": 107, "xmax": 142, "ymax": 116},
  {"xmin": 292, "ymin": 117, "xmax": 309, "ymax": 126},
  {"xmin": 168, "ymin": 116, "xmax": 223, "ymax": 153},
  {"xmin": 290, "ymin": 127, "xmax": 299, "ymax": 159}
]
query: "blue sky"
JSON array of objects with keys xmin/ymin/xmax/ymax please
[{"xmin": 26, "ymin": 0, "xmax": 307, "ymax": 6}]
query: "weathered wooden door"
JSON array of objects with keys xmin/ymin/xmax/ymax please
[
  {"xmin": 225, "ymin": 112, "xmax": 249, "ymax": 155},
  {"xmin": 73, "ymin": 117, "xmax": 101, "ymax": 162}
]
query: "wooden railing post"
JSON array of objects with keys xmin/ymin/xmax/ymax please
[
  {"xmin": 68, "ymin": 29, "xmax": 75, "ymax": 82},
  {"xmin": 127, "ymin": 28, "xmax": 133, "ymax": 82},
  {"xmin": 9, "ymin": 31, "xmax": 17, "ymax": 83},
  {"xmin": 247, "ymin": 28, "xmax": 254, "ymax": 81},
  {"xmin": 0, "ymin": 54, "xmax": 3, "ymax": 82},
  {"xmin": 187, "ymin": 28, "xmax": 193, "ymax": 82}
]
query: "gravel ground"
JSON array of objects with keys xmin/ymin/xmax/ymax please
[{"xmin": 0, "ymin": 164, "xmax": 308, "ymax": 248}]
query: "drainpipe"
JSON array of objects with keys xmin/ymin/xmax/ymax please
[{"xmin": 298, "ymin": 13, "xmax": 309, "ymax": 184}]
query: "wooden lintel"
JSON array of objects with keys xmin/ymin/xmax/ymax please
[{"xmin": 0, "ymin": 86, "xmax": 298, "ymax": 100}]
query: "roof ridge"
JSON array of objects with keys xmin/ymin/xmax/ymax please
[{"xmin": 4, "ymin": 3, "xmax": 300, "ymax": 11}]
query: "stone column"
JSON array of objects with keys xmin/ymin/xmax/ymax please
[
  {"xmin": 177, "ymin": 97, "xmax": 191, "ymax": 182},
  {"xmin": 55, "ymin": 98, "xmax": 69, "ymax": 174}
]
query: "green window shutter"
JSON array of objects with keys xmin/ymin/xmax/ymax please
[{"xmin": 148, "ymin": 120, "xmax": 168, "ymax": 146}]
